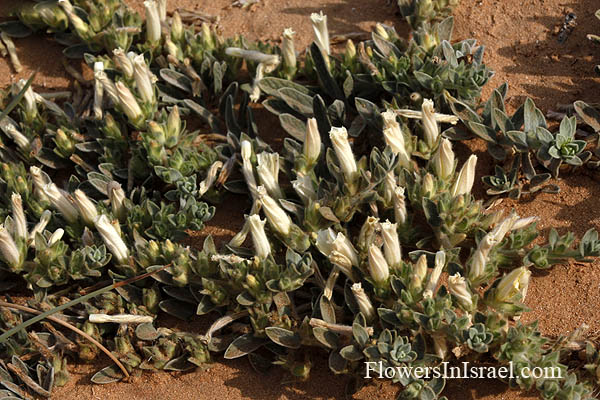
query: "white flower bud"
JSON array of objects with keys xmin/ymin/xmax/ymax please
[
  {"xmin": 92, "ymin": 62, "xmax": 104, "ymax": 120},
  {"xmin": 94, "ymin": 214, "xmax": 129, "ymax": 265},
  {"xmin": 115, "ymin": 81, "xmax": 143, "ymax": 123},
  {"xmin": 171, "ymin": 11, "xmax": 183, "ymax": 42},
  {"xmin": 282, "ymin": 28, "xmax": 297, "ymax": 72},
  {"xmin": 381, "ymin": 110, "xmax": 410, "ymax": 168},
  {"xmin": 257, "ymin": 186, "xmax": 292, "ymax": 236},
  {"xmin": 374, "ymin": 23, "xmax": 389, "ymax": 40},
  {"xmin": 48, "ymin": 228, "xmax": 64, "ymax": 246},
  {"xmin": 292, "ymin": 174, "xmax": 316, "ymax": 204},
  {"xmin": 157, "ymin": 0, "xmax": 167, "ymax": 21},
  {"xmin": 469, "ymin": 235, "xmax": 494, "ymax": 281},
  {"xmin": 411, "ymin": 254, "xmax": 428, "ymax": 290},
  {"xmin": 58, "ymin": 0, "xmax": 90, "ymax": 39},
  {"xmin": 29, "ymin": 210, "xmax": 52, "ymax": 245},
  {"xmin": 495, "ymin": 266, "xmax": 531, "ymax": 303},
  {"xmin": 490, "ymin": 213, "xmax": 519, "ymax": 244},
  {"xmin": 310, "ymin": 11, "xmax": 330, "ymax": 55},
  {"xmin": 451, "ymin": 155, "xmax": 477, "ymax": 197},
  {"xmin": 198, "ymin": 161, "xmax": 223, "ymax": 196},
  {"xmin": 11, "ymin": 193, "xmax": 27, "ymax": 240},
  {"xmin": 113, "ymin": 48, "xmax": 134, "ymax": 78},
  {"xmin": 304, "ymin": 118, "xmax": 321, "ymax": 164},
  {"xmin": 383, "ymin": 171, "xmax": 396, "ymax": 205},
  {"xmin": 448, "ymin": 273, "xmax": 473, "ymax": 309},
  {"xmin": 132, "ymin": 54, "xmax": 155, "ymax": 104},
  {"xmin": 73, "ymin": 190, "xmax": 98, "ymax": 226},
  {"xmin": 42, "ymin": 183, "xmax": 79, "ymax": 223},
  {"xmin": 1, "ymin": 120, "xmax": 29, "ymax": 150},
  {"xmin": 329, "ymin": 127, "xmax": 357, "ymax": 179},
  {"xmin": 511, "ymin": 216, "xmax": 539, "ymax": 231},
  {"xmin": 331, "ymin": 231, "xmax": 359, "ymax": 267},
  {"xmin": 107, "ymin": 181, "xmax": 126, "ymax": 221},
  {"xmin": 256, "ymin": 152, "xmax": 282, "ymax": 199},
  {"xmin": 94, "ymin": 71, "xmax": 120, "ymax": 105},
  {"xmin": 423, "ymin": 173, "xmax": 435, "ymax": 195},
  {"xmin": 368, "ymin": 244, "xmax": 390, "ymax": 283},
  {"xmin": 247, "ymin": 214, "xmax": 271, "ymax": 260},
  {"xmin": 380, "ymin": 220, "xmax": 402, "ymax": 268},
  {"xmin": 144, "ymin": 0, "xmax": 161, "ymax": 43},
  {"xmin": 241, "ymin": 140, "xmax": 257, "ymax": 196},
  {"xmin": 225, "ymin": 48, "xmax": 281, "ymax": 67},
  {"xmin": 0, "ymin": 224, "xmax": 21, "ymax": 268},
  {"xmin": 82, "ymin": 227, "xmax": 94, "ymax": 247},
  {"xmin": 351, "ymin": 283, "xmax": 375, "ymax": 321},
  {"xmin": 17, "ymin": 79, "xmax": 37, "ymax": 118},
  {"xmin": 393, "ymin": 186, "xmax": 407, "ymax": 225},
  {"xmin": 421, "ymin": 98, "xmax": 439, "ymax": 147},
  {"xmin": 316, "ymin": 228, "xmax": 358, "ymax": 277},
  {"xmin": 424, "ymin": 251, "xmax": 445, "ymax": 298},
  {"xmin": 249, "ymin": 63, "xmax": 265, "ymax": 102},
  {"xmin": 431, "ymin": 138, "xmax": 455, "ymax": 181}
]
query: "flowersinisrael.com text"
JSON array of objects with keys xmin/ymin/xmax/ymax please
[{"xmin": 365, "ymin": 361, "xmax": 563, "ymax": 380}]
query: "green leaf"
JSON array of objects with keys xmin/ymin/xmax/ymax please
[
  {"xmin": 264, "ymin": 327, "xmax": 301, "ymax": 349},
  {"xmin": 224, "ymin": 334, "xmax": 265, "ymax": 359}
]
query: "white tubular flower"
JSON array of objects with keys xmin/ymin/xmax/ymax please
[
  {"xmin": 198, "ymin": 161, "xmax": 223, "ymax": 196},
  {"xmin": 94, "ymin": 215, "xmax": 129, "ymax": 265},
  {"xmin": 249, "ymin": 63, "xmax": 265, "ymax": 102},
  {"xmin": 358, "ymin": 216, "xmax": 379, "ymax": 249},
  {"xmin": 115, "ymin": 81, "xmax": 143, "ymax": 123},
  {"xmin": 48, "ymin": 228, "xmax": 64, "ymax": 246},
  {"xmin": 107, "ymin": 181, "xmax": 126, "ymax": 220},
  {"xmin": 380, "ymin": 220, "xmax": 402, "ymax": 268},
  {"xmin": 316, "ymin": 228, "xmax": 359, "ymax": 276},
  {"xmin": 330, "ymin": 127, "xmax": 357, "ymax": 179},
  {"xmin": 331, "ymin": 231, "xmax": 359, "ymax": 267},
  {"xmin": 351, "ymin": 283, "xmax": 375, "ymax": 321},
  {"xmin": 431, "ymin": 138, "xmax": 455, "ymax": 181},
  {"xmin": 241, "ymin": 140, "xmax": 257, "ymax": 196},
  {"xmin": 490, "ymin": 213, "xmax": 519, "ymax": 244},
  {"xmin": 310, "ymin": 11, "xmax": 330, "ymax": 55},
  {"xmin": 29, "ymin": 210, "xmax": 51, "ymax": 244},
  {"xmin": 167, "ymin": 105, "xmax": 181, "ymax": 139},
  {"xmin": 451, "ymin": 155, "xmax": 477, "ymax": 197},
  {"xmin": 282, "ymin": 28, "xmax": 296, "ymax": 71},
  {"xmin": 256, "ymin": 152, "xmax": 283, "ymax": 199},
  {"xmin": 43, "ymin": 183, "xmax": 79, "ymax": 223},
  {"xmin": 1, "ymin": 120, "xmax": 29, "ymax": 150},
  {"xmin": 368, "ymin": 244, "xmax": 390, "ymax": 284},
  {"xmin": 0, "ymin": 224, "xmax": 21, "ymax": 268},
  {"xmin": 225, "ymin": 47, "xmax": 281, "ymax": 67},
  {"xmin": 448, "ymin": 273, "xmax": 473, "ymax": 309},
  {"xmin": 133, "ymin": 54, "xmax": 155, "ymax": 104},
  {"xmin": 495, "ymin": 267, "xmax": 531, "ymax": 303},
  {"xmin": 30, "ymin": 166, "xmax": 50, "ymax": 201},
  {"xmin": 381, "ymin": 110, "xmax": 411, "ymax": 167},
  {"xmin": 411, "ymin": 254, "xmax": 428, "ymax": 289},
  {"xmin": 511, "ymin": 216, "xmax": 539, "ymax": 231},
  {"xmin": 92, "ymin": 62, "xmax": 104, "ymax": 120},
  {"xmin": 73, "ymin": 190, "xmax": 98, "ymax": 226},
  {"xmin": 113, "ymin": 48, "xmax": 134, "ymax": 78},
  {"xmin": 17, "ymin": 79, "xmax": 38, "ymax": 118},
  {"xmin": 257, "ymin": 186, "xmax": 292, "ymax": 236},
  {"xmin": 469, "ymin": 235, "xmax": 494, "ymax": 281},
  {"xmin": 304, "ymin": 118, "xmax": 321, "ymax": 164},
  {"xmin": 247, "ymin": 214, "xmax": 271, "ymax": 260},
  {"xmin": 94, "ymin": 71, "xmax": 120, "ymax": 105},
  {"xmin": 384, "ymin": 171, "xmax": 396, "ymax": 205},
  {"xmin": 144, "ymin": 0, "xmax": 161, "ymax": 44},
  {"xmin": 424, "ymin": 251, "xmax": 445, "ymax": 298},
  {"xmin": 89, "ymin": 314, "xmax": 154, "ymax": 324},
  {"xmin": 393, "ymin": 186, "xmax": 407, "ymax": 225},
  {"xmin": 421, "ymin": 99, "xmax": 439, "ymax": 147},
  {"xmin": 11, "ymin": 193, "xmax": 27, "ymax": 240},
  {"xmin": 157, "ymin": 0, "xmax": 167, "ymax": 21},
  {"xmin": 292, "ymin": 174, "xmax": 317, "ymax": 204}
]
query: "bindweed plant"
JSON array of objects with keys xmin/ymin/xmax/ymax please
[{"xmin": 0, "ymin": 1, "xmax": 598, "ymax": 400}]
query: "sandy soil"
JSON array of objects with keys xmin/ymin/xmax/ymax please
[{"xmin": 1, "ymin": 0, "xmax": 600, "ymax": 398}]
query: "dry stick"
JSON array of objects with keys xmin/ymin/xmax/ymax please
[
  {"xmin": 1, "ymin": 32, "xmax": 22, "ymax": 73},
  {"xmin": 0, "ymin": 40, "xmax": 7, "ymax": 57},
  {"xmin": 0, "ymin": 300, "xmax": 130, "ymax": 380}
]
